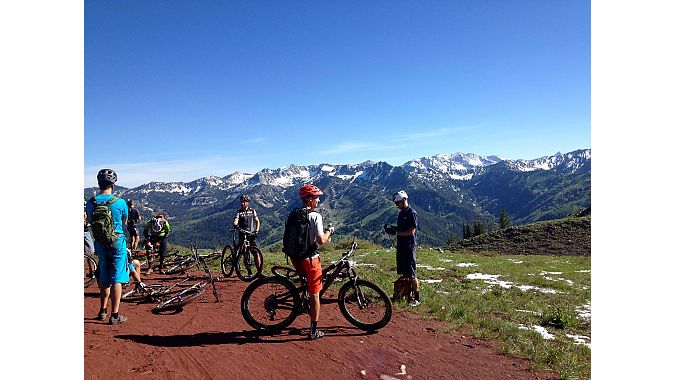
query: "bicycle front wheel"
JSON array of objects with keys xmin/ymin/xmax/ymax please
[
  {"xmin": 84, "ymin": 254, "xmax": 97, "ymax": 288},
  {"xmin": 235, "ymin": 246, "xmax": 263, "ymax": 282},
  {"xmin": 338, "ymin": 279, "xmax": 392, "ymax": 331},
  {"xmin": 153, "ymin": 286, "xmax": 205, "ymax": 312},
  {"xmin": 240, "ymin": 276, "xmax": 300, "ymax": 331},
  {"xmin": 221, "ymin": 246, "xmax": 235, "ymax": 277}
]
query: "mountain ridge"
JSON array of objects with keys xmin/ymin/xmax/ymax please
[{"xmin": 84, "ymin": 148, "xmax": 591, "ymax": 249}]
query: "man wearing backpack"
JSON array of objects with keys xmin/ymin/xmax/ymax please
[
  {"xmin": 126, "ymin": 199, "xmax": 142, "ymax": 251},
  {"xmin": 86, "ymin": 169, "xmax": 130, "ymax": 325},
  {"xmin": 143, "ymin": 213, "xmax": 171, "ymax": 274},
  {"xmin": 384, "ymin": 190, "xmax": 421, "ymax": 307},
  {"xmin": 282, "ymin": 184, "xmax": 334, "ymax": 340}
]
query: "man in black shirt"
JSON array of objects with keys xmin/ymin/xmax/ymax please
[
  {"xmin": 233, "ymin": 195, "xmax": 260, "ymax": 248},
  {"xmin": 384, "ymin": 190, "xmax": 421, "ymax": 306},
  {"xmin": 126, "ymin": 199, "xmax": 142, "ymax": 251}
]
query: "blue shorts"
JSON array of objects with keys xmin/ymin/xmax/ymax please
[
  {"xmin": 94, "ymin": 234, "xmax": 129, "ymax": 287},
  {"xmin": 396, "ymin": 240, "xmax": 417, "ymax": 278}
]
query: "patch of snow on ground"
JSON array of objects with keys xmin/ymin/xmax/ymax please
[
  {"xmin": 577, "ymin": 270, "xmax": 591, "ymax": 273},
  {"xmin": 518, "ymin": 324, "xmax": 555, "ymax": 340},
  {"xmin": 565, "ymin": 334, "xmax": 591, "ymax": 348},
  {"xmin": 540, "ymin": 271, "xmax": 562, "ymax": 275},
  {"xmin": 576, "ymin": 302, "xmax": 591, "ymax": 321},
  {"xmin": 421, "ymin": 279, "xmax": 442, "ymax": 284},
  {"xmin": 507, "ymin": 259, "xmax": 523, "ymax": 264},
  {"xmin": 466, "ymin": 273, "xmax": 560, "ymax": 294},
  {"xmin": 456, "ymin": 263, "xmax": 477, "ymax": 267},
  {"xmin": 440, "ymin": 259, "xmax": 453, "ymax": 263},
  {"xmin": 516, "ymin": 309, "xmax": 542, "ymax": 316},
  {"xmin": 418, "ymin": 265, "xmax": 446, "ymax": 270}
]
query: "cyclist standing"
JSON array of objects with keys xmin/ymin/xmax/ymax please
[
  {"xmin": 384, "ymin": 190, "xmax": 421, "ymax": 306},
  {"xmin": 126, "ymin": 199, "xmax": 141, "ymax": 251},
  {"xmin": 143, "ymin": 213, "xmax": 171, "ymax": 274},
  {"xmin": 287, "ymin": 185, "xmax": 334, "ymax": 340},
  {"xmin": 233, "ymin": 195, "xmax": 260, "ymax": 248},
  {"xmin": 86, "ymin": 169, "xmax": 129, "ymax": 324}
]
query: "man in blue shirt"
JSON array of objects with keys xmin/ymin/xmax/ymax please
[
  {"xmin": 86, "ymin": 169, "xmax": 129, "ymax": 324},
  {"xmin": 384, "ymin": 190, "xmax": 421, "ymax": 306}
]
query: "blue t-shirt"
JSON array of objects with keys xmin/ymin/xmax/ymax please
[
  {"xmin": 86, "ymin": 194, "xmax": 129, "ymax": 234},
  {"xmin": 396, "ymin": 206, "xmax": 419, "ymax": 245}
]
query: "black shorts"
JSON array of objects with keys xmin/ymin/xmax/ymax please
[
  {"xmin": 127, "ymin": 224, "xmax": 139, "ymax": 237},
  {"xmin": 396, "ymin": 241, "xmax": 417, "ymax": 278}
]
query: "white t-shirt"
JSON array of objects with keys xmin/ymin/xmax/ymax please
[{"xmin": 307, "ymin": 210, "xmax": 324, "ymax": 256}]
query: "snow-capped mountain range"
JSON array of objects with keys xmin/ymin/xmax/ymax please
[{"xmin": 85, "ymin": 148, "xmax": 591, "ymax": 248}]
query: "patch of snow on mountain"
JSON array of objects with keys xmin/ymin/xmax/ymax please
[{"xmin": 321, "ymin": 165, "xmax": 335, "ymax": 172}]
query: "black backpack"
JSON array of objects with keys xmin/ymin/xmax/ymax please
[{"xmin": 282, "ymin": 208, "xmax": 318, "ymax": 261}]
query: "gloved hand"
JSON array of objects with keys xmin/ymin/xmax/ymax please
[
  {"xmin": 251, "ymin": 231, "xmax": 258, "ymax": 239},
  {"xmin": 384, "ymin": 224, "xmax": 397, "ymax": 235},
  {"xmin": 327, "ymin": 224, "xmax": 335, "ymax": 235}
]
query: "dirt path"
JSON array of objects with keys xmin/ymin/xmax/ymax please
[{"xmin": 84, "ymin": 273, "xmax": 558, "ymax": 379}]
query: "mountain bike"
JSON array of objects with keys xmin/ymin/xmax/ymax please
[
  {"xmin": 84, "ymin": 253, "xmax": 97, "ymax": 288},
  {"xmin": 162, "ymin": 243, "xmax": 219, "ymax": 275},
  {"xmin": 240, "ymin": 237, "xmax": 392, "ymax": 332},
  {"xmin": 152, "ymin": 244, "xmax": 221, "ymax": 312},
  {"xmin": 220, "ymin": 228, "xmax": 264, "ymax": 281}
]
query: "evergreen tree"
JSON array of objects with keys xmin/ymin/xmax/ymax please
[
  {"xmin": 472, "ymin": 220, "xmax": 485, "ymax": 237},
  {"xmin": 446, "ymin": 233, "xmax": 457, "ymax": 246},
  {"xmin": 462, "ymin": 224, "xmax": 472, "ymax": 240},
  {"xmin": 499, "ymin": 209, "xmax": 511, "ymax": 229}
]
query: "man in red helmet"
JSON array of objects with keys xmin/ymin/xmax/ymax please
[{"xmin": 286, "ymin": 184, "xmax": 334, "ymax": 340}]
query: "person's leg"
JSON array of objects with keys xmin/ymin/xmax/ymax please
[
  {"xmin": 109, "ymin": 236, "xmax": 130, "ymax": 323},
  {"xmin": 408, "ymin": 244, "xmax": 420, "ymax": 305},
  {"xmin": 158, "ymin": 238, "xmax": 168, "ymax": 273},
  {"xmin": 305, "ymin": 256, "xmax": 323, "ymax": 339}
]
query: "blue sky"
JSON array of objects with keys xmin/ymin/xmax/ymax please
[{"xmin": 85, "ymin": 1, "xmax": 590, "ymax": 188}]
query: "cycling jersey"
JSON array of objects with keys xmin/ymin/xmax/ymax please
[{"xmin": 234, "ymin": 208, "xmax": 258, "ymax": 233}]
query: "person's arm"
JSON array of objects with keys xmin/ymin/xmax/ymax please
[
  {"xmin": 313, "ymin": 214, "xmax": 333, "ymax": 245},
  {"xmin": 254, "ymin": 216, "xmax": 260, "ymax": 232},
  {"xmin": 397, "ymin": 210, "xmax": 418, "ymax": 237}
]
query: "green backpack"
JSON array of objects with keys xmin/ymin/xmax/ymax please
[{"xmin": 89, "ymin": 196, "xmax": 119, "ymax": 247}]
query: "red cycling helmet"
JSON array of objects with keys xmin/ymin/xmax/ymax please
[{"xmin": 299, "ymin": 184, "xmax": 323, "ymax": 199}]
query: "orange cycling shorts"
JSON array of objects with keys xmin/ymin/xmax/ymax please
[{"xmin": 292, "ymin": 256, "xmax": 322, "ymax": 294}]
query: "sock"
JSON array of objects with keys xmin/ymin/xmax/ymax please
[
  {"xmin": 310, "ymin": 321, "xmax": 318, "ymax": 334},
  {"xmin": 414, "ymin": 291, "xmax": 420, "ymax": 301}
]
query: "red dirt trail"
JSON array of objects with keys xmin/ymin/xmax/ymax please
[{"xmin": 84, "ymin": 272, "xmax": 558, "ymax": 380}]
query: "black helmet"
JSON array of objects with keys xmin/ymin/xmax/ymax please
[
  {"xmin": 97, "ymin": 169, "xmax": 117, "ymax": 186},
  {"xmin": 240, "ymin": 195, "xmax": 250, "ymax": 202}
]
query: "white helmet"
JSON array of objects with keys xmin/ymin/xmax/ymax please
[{"xmin": 393, "ymin": 190, "xmax": 408, "ymax": 202}]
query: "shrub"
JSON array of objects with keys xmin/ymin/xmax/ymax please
[{"xmin": 540, "ymin": 306, "xmax": 579, "ymax": 329}]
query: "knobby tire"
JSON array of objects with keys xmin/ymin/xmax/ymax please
[
  {"xmin": 221, "ymin": 246, "xmax": 235, "ymax": 277},
  {"xmin": 235, "ymin": 246, "xmax": 264, "ymax": 282},
  {"xmin": 240, "ymin": 276, "xmax": 300, "ymax": 331},
  {"xmin": 84, "ymin": 254, "xmax": 97, "ymax": 288},
  {"xmin": 338, "ymin": 279, "xmax": 392, "ymax": 331}
]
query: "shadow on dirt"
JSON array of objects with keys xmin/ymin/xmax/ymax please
[{"xmin": 117, "ymin": 326, "xmax": 376, "ymax": 347}]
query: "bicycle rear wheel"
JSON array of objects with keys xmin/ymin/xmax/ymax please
[
  {"xmin": 165, "ymin": 257, "xmax": 197, "ymax": 274},
  {"xmin": 153, "ymin": 285, "xmax": 205, "ymax": 312},
  {"xmin": 235, "ymin": 246, "xmax": 263, "ymax": 282},
  {"xmin": 240, "ymin": 276, "xmax": 300, "ymax": 331},
  {"xmin": 338, "ymin": 279, "xmax": 392, "ymax": 331},
  {"xmin": 221, "ymin": 246, "xmax": 235, "ymax": 277},
  {"xmin": 84, "ymin": 254, "xmax": 97, "ymax": 288}
]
